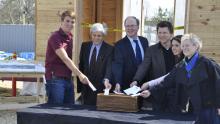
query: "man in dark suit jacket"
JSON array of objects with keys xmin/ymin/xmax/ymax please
[
  {"xmin": 132, "ymin": 21, "xmax": 175, "ymax": 111},
  {"xmin": 77, "ymin": 23, "xmax": 113, "ymax": 105},
  {"xmin": 112, "ymin": 16, "xmax": 149, "ymax": 92}
]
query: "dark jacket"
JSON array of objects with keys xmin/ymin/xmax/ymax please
[
  {"xmin": 77, "ymin": 41, "xmax": 113, "ymax": 105},
  {"xmin": 112, "ymin": 36, "xmax": 148, "ymax": 90},
  {"xmin": 133, "ymin": 43, "xmax": 174, "ymax": 82},
  {"xmin": 150, "ymin": 55, "xmax": 220, "ymax": 114}
]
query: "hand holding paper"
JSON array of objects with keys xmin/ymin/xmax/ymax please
[
  {"xmin": 123, "ymin": 85, "xmax": 141, "ymax": 95},
  {"xmin": 88, "ymin": 82, "xmax": 97, "ymax": 91},
  {"xmin": 104, "ymin": 88, "xmax": 110, "ymax": 95},
  {"xmin": 131, "ymin": 93, "xmax": 141, "ymax": 97}
]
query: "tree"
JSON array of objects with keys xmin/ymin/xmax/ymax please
[
  {"xmin": 0, "ymin": 0, "xmax": 35, "ymax": 24},
  {"xmin": 145, "ymin": 7, "xmax": 174, "ymax": 26}
]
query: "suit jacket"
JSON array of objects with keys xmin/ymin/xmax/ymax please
[
  {"xmin": 112, "ymin": 36, "xmax": 148, "ymax": 90},
  {"xmin": 133, "ymin": 43, "xmax": 176, "ymax": 111},
  {"xmin": 77, "ymin": 41, "xmax": 113, "ymax": 105},
  {"xmin": 150, "ymin": 55, "xmax": 220, "ymax": 114},
  {"xmin": 133, "ymin": 43, "xmax": 171, "ymax": 83}
]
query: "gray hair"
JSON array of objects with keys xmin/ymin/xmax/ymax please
[
  {"xmin": 90, "ymin": 23, "xmax": 107, "ymax": 35},
  {"xmin": 181, "ymin": 33, "xmax": 203, "ymax": 51}
]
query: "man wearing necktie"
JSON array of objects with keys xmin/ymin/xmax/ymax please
[
  {"xmin": 133, "ymin": 39, "xmax": 142, "ymax": 65},
  {"xmin": 78, "ymin": 23, "xmax": 113, "ymax": 105},
  {"xmin": 112, "ymin": 16, "xmax": 149, "ymax": 92},
  {"xmin": 89, "ymin": 46, "xmax": 97, "ymax": 73}
]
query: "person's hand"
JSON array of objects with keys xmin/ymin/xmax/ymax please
[
  {"xmin": 104, "ymin": 79, "xmax": 112, "ymax": 90},
  {"xmin": 78, "ymin": 74, "xmax": 90, "ymax": 85},
  {"xmin": 114, "ymin": 83, "xmax": 121, "ymax": 93},
  {"xmin": 140, "ymin": 90, "xmax": 151, "ymax": 98},
  {"xmin": 141, "ymin": 82, "xmax": 149, "ymax": 90},
  {"xmin": 130, "ymin": 81, "xmax": 138, "ymax": 87}
]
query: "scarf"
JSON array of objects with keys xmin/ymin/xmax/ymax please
[{"xmin": 184, "ymin": 52, "xmax": 199, "ymax": 78}]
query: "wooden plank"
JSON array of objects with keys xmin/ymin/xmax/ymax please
[
  {"xmin": 36, "ymin": 0, "xmax": 75, "ymax": 60},
  {"xmin": 186, "ymin": 0, "xmax": 220, "ymax": 63},
  {"xmin": 82, "ymin": 0, "xmax": 96, "ymax": 42},
  {"xmin": 115, "ymin": 0, "xmax": 123, "ymax": 42},
  {"xmin": 190, "ymin": 4, "xmax": 220, "ymax": 13},
  {"xmin": 191, "ymin": 0, "xmax": 217, "ymax": 6},
  {"xmin": 0, "ymin": 96, "xmax": 38, "ymax": 103},
  {"xmin": 96, "ymin": 0, "xmax": 123, "ymax": 43},
  {"xmin": 188, "ymin": 14, "xmax": 220, "ymax": 27},
  {"xmin": 36, "ymin": 0, "xmax": 74, "ymax": 10}
]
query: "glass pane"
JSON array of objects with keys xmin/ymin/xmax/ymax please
[{"xmin": 142, "ymin": 0, "xmax": 175, "ymax": 46}]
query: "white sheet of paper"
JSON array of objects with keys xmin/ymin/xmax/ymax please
[
  {"xmin": 113, "ymin": 90, "xmax": 124, "ymax": 95},
  {"xmin": 104, "ymin": 89, "xmax": 110, "ymax": 95},
  {"xmin": 88, "ymin": 82, "xmax": 97, "ymax": 91},
  {"xmin": 123, "ymin": 86, "xmax": 141, "ymax": 95},
  {"xmin": 131, "ymin": 93, "xmax": 141, "ymax": 97}
]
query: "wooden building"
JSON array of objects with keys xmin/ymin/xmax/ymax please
[
  {"xmin": 35, "ymin": 0, "xmax": 220, "ymax": 63},
  {"xmin": 35, "ymin": 0, "xmax": 122, "ymax": 61}
]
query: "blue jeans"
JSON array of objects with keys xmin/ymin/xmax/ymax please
[{"xmin": 46, "ymin": 78, "xmax": 74, "ymax": 104}]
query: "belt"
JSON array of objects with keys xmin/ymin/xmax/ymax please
[{"xmin": 52, "ymin": 76, "xmax": 71, "ymax": 81}]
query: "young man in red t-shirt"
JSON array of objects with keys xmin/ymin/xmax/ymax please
[{"xmin": 45, "ymin": 10, "xmax": 90, "ymax": 104}]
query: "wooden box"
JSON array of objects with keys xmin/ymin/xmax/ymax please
[{"xmin": 96, "ymin": 93, "xmax": 139, "ymax": 112}]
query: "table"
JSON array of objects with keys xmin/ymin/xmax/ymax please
[
  {"xmin": 17, "ymin": 104, "xmax": 195, "ymax": 124},
  {"xmin": 0, "ymin": 60, "xmax": 45, "ymax": 96}
]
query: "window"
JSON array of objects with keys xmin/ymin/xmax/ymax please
[{"xmin": 123, "ymin": 0, "xmax": 186, "ymax": 45}]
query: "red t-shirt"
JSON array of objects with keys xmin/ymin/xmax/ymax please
[{"xmin": 45, "ymin": 28, "xmax": 73, "ymax": 80}]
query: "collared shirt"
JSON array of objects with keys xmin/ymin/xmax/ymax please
[
  {"xmin": 45, "ymin": 28, "xmax": 73, "ymax": 80},
  {"xmin": 127, "ymin": 36, "xmax": 144, "ymax": 60},
  {"xmin": 89, "ymin": 41, "xmax": 103, "ymax": 64}
]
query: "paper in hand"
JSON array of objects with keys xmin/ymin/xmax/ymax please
[
  {"xmin": 104, "ymin": 89, "xmax": 110, "ymax": 95},
  {"xmin": 113, "ymin": 90, "xmax": 124, "ymax": 95},
  {"xmin": 131, "ymin": 93, "xmax": 141, "ymax": 97},
  {"xmin": 88, "ymin": 82, "xmax": 97, "ymax": 91},
  {"xmin": 123, "ymin": 86, "xmax": 141, "ymax": 95}
]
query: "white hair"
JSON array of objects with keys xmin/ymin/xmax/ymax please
[
  {"xmin": 90, "ymin": 23, "xmax": 108, "ymax": 35},
  {"xmin": 181, "ymin": 33, "xmax": 203, "ymax": 51}
]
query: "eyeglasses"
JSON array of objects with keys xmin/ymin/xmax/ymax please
[{"xmin": 125, "ymin": 25, "xmax": 138, "ymax": 28}]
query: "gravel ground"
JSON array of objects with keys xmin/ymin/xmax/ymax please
[
  {"xmin": 0, "ymin": 110, "xmax": 17, "ymax": 124},
  {"xmin": 0, "ymin": 103, "xmax": 38, "ymax": 124}
]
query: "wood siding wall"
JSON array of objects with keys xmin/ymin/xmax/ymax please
[
  {"xmin": 82, "ymin": 0, "xmax": 123, "ymax": 44},
  {"xmin": 36, "ymin": 0, "xmax": 123, "ymax": 61},
  {"xmin": 35, "ymin": 0, "xmax": 76, "ymax": 61},
  {"xmin": 186, "ymin": 0, "xmax": 220, "ymax": 62}
]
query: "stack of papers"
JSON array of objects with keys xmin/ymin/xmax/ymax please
[{"xmin": 123, "ymin": 86, "xmax": 141, "ymax": 96}]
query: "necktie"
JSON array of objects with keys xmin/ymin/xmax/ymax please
[
  {"xmin": 90, "ymin": 47, "xmax": 97, "ymax": 72},
  {"xmin": 133, "ymin": 40, "xmax": 142, "ymax": 65}
]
